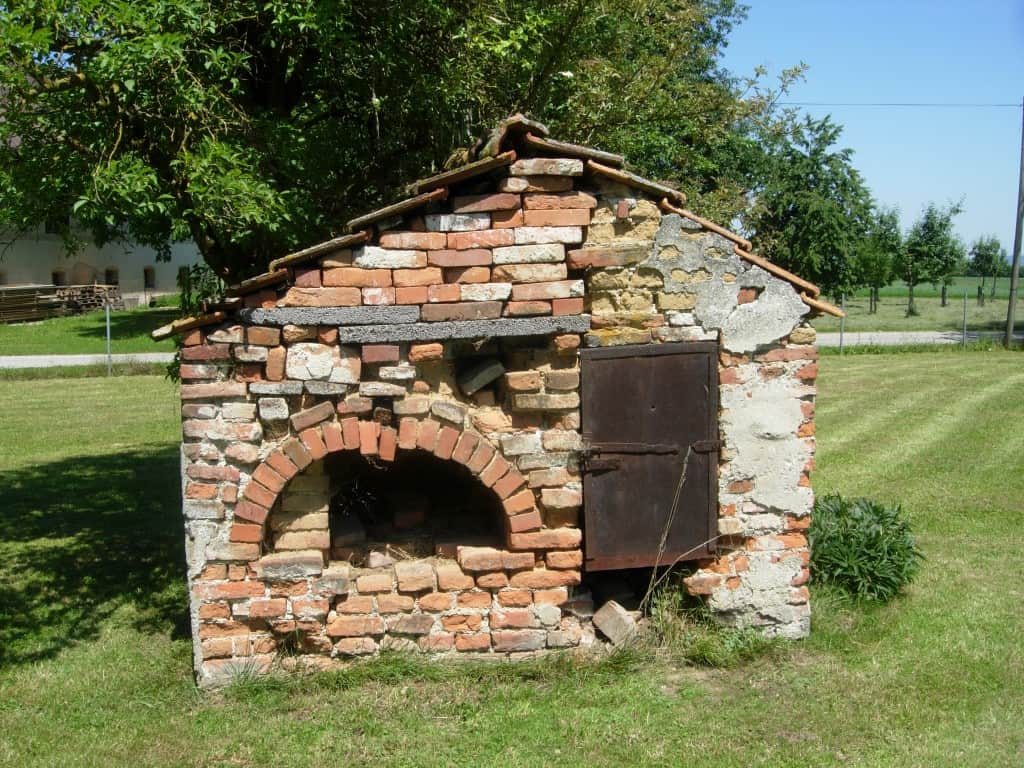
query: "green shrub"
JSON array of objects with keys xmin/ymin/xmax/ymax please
[{"xmin": 810, "ymin": 493, "xmax": 924, "ymax": 601}]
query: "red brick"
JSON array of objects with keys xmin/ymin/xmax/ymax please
[
  {"xmin": 737, "ymin": 287, "xmax": 759, "ymax": 304},
  {"xmin": 491, "ymin": 209, "xmax": 525, "ymax": 228},
  {"xmin": 336, "ymin": 595, "xmax": 374, "ymax": 614},
  {"xmin": 232, "ymin": 363, "xmax": 263, "ymax": 384},
  {"xmin": 533, "ymin": 587, "xmax": 568, "ymax": 605},
  {"xmin": 229, "ymin": 523, "xmax": 263, "ymax": 543},
  {"xmin": 509, "ymin": 528, "xmax": 582, "ymax": 550},
  {"xmin": 416, "ymin": 419, "xmax": 440, "ymax": 451},
  {"xmin": 503, "ymin": 489, "xmax": 536, "ymax": 516},
  {"xmin": 727, "ymin": 478, "xmax": 754, "ymax": 494},
  {"xmin": 198, "ymin": 580, "xmax": 266, "ymax": 600},
  {"xmin": 408, "ymin": 342, "xmax": 443, "ymax": 362},
  {"xmin": 361, "ymin": 344, "xmax": 400, "ymax": 363},
  {"xmin": 326, "ymin": 616, "xmax": 386, "ymax": 637},
  {"xmin": 500, "ymin": 175, "xmax": 574, "ymax": 193},
  {"xmin": 300, "ymin": 428, "xmax": 328, "ymax": 460},
  {"xmin": 452, "ymin": 193, "xmax": 521, "ymax": 213},
  {"xmin": 246, "ymin": 326, "xmax": 281, "ymax": 346},
  {"xmin": 508, "ymin": 569, "xmax": 581, "ymax": 588},
  {"xmin": 427, "ymin": 249, "xmax": 493, "ymax": 267},
  {"xmin": 263, "ymin": 452, "xmax": 296, "ymax": 484},
  {"xmin": 283, "ymin": 438, "xmax": 313, "ymax": 470},
  {"xmin": 252, "ymin": 463, "xmax": 286, "ymax": 493},
  {"xmin": 293, "ymin": 267, "xmax": 321, "ymax": 288},
  {"xmin": 233, "ymin": 500, "xmax": 269, "ymax": 525},
  {"xmin": 281, "ymin": 287, "xmax": 361, "ymax": 306},
  {"xmin": 377, "ymin": 594, "xmax": 415, "ymax": 613},
  {"xmin": 181, "ymin": 344, "xmax": 230, "ymax": 361},
  {"xmin": 341, "ymin": 417, "xmax": 360, "ymax": 450},
  {"xmin": 243, "ymin": 480, "xmax": 277, "ymax": 508},
  {"xmin": 250, "ymin": 598, "xmax": 287, "ymax": 618},
  {"xmin": 552, "ymin": 334, "xmax": 580, "ymax": 352},
  {"xmin": 505, "ymin": 300, "xmax": 552, "ymax": 316},
  {"xmin": 266, "ymin": 347, "xmax": 286, "ymax": 380},
  {"xmin": 187, "ymin": 464, "xmax": 241, "ymax": 483},
  {"xmin": 493, "ymin": 471, "xmax": 526, "ymax": 499},
  {"xmin": 447, "ymin": 229, "xmax": 515, "ymax": 251},
  {"xmin": 393, "ymin": 267, "xmax": 443, "ymax": 287},
  {"xmin": 457, "ymin": 591, "xmax": 493, "ymax": 609},
  {"xmin": 323, "ymin": 267, "xmax": 392, "ymax": 288},
  {"xmin": 455, "ymin": 633, "xmax": 491, "ymax": 651},
  {"xmin": 378, "ymin": 231, "xmax": 447, "ymax": 250},
  {"xmin": 755, "ymin": 347, "xmax": 819, "ymax": 363},
  {"xmin": 185, "ymin": 481, "xmax": 219, "ymax": 500},
  {"xmin": 466, "ymin": 442, "xmax": 495, "ymax": 474},
  {"xmin": 476, "ymin": 572, "xmax": 508, "ymax": 588},
  {"xmin": 358, "ymin": 420, "xmax": 379, "ymax": 455},
  {"xmin": 199, "ymin": 602, "xmax": 231, "ymax": 620},
  {"xmin": 422, "ymin": 418, "xmax": 456, "ymax": 456},
  {"xmin": 442, "ymin": 614, "xmax": 483, "ymax": 632},
  {"xmin": 356, "ymin": 573, "xmax": 394, "ymax": 594},
  {"xmin": 489, "ymin": 609, "xmax": 534, "ymax": 628},
  {"xmin": 181, "ymin": 329, "xmax": 203, "ymax": 346},
  {"xmin": 522, "ymin": 208, "xmax": 590, "ymax": 227},
  {"xmin": 181, "ymin": 382, "xmax": 248, "ymax": 400},
  {"xmin": 379, "ymin": 427, "xmax": 397, "ymax": 461},
  {"xmin": 796, "ymin": 363, "xmax": 818, "ymax": 381},
  {"xmin": 552, "ymin": 297, "xmax": 584, "ymax": 315},
  {"xmin": 479, "ymin": 455, "xmax": 511, "ymax": 487},
  {"xmin": 395, "ymin": 286, "xmax": 429, "ymax": 304},
  {"xmin": 797, "ymin": 422, "xmax": 815, "ymax": 438},
  {"xmin": 491, "ymin": 629, "xmax": 546, "ymax": 651},
  {"xmin": 508, "ymin": 509, "xmax": 542, "ymax": 532},
  {"xmin": 444, "ymin": 266, "xmax": 491, "ymax": 283},
  {"xmin": 322, "ymin": 421, "xmax": 344, "ymax": 452},
  {"xmin": 523, "ymin": 192, "xmax": 597, "ymax": 210},
  {"xmin": 546, "ymin": 550, "xmax": 583, "ymax": 569},
  {"xmin": 497, "ymin": 589, "xmax": 533, "ymax": 607},
  {"xmin": 337, "ymin": 396, "xmax": 373, "ymax": 415},
  {"xmin": 451, "ymin": 432, "xmax": 480, "ymax": 464},
  {"xmin": 421, "ymin": 302, "xmax": 501, "ymax": 322},
  {"xmin": 418, "ymin": 592, "xmax": 454, "ymax": 612},
  {"xmin": 397, "ymin": 417, "xmax": 418, "ymax": 449},
  {"xmin": 427, "ymin": 284, "xmax": 461, "ymax": 303}
]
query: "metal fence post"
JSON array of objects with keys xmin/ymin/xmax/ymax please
[
  {"xmin": 839, "ymin": 293, "xmax": 846, "ymax": 355},
  {"xmin": 962, "ymin": 291, "xmax": 968, "ymax": 349},
  {"xmin": 106, "ymin": 301, "xmax": 112, "ymax": 376}
]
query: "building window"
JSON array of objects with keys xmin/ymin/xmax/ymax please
[
  {"xmin": 143, "ymin": 266, "xmax": 156, "ymax": 290},
  {"xmin": 104, "ymin": 267, "xmax": 119, "ymax": 286},
  {"xmin": 52, "ymin": 269, "xmax": 67, "ymax": 286}
]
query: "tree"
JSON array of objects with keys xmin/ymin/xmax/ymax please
[
  {"xmin": 745, "ymin": 115, "xmax": 874, "ymax": 297},
  {"xmin": 0, "ymin": 0, "xmax": 800, "ymax": 281},
  {"xmin": 896, "ymin": 203, "xmax": 966, "ymax": 316},
  {"xmin": 969, "ymin": 236, "xmax": 1005, "ymax": 301},
  {"xmin": 857, "ymin": 206, "xmax": 900, "ymax": 313}
]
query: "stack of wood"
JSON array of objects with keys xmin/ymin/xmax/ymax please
[{"xmin": 0, "ymin": 283, "xmax": 124, "ymax": 324}]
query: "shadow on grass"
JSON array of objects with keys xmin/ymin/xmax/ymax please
[
  {"xmin": 72, "ymin": 307, "xmax": 180, "ymax": 342},
  {"xmin": 0, "ymin": 446, "xmax": 188, "ymax": 667}
]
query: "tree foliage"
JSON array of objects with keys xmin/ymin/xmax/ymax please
[
  {"xmin": 896, "ymin": 202, "xmax": 966, "ymax": 315},
  {"xmin": 0, "ymin": 0, "xmax": 804, "ymax": 280},
  {"xmin": 745, "ymin": 115, "xmax": 874, "ymax": 297},
  {"xmin": 969, "ymin": 235, "xmax": 1006, "ymax": 297},
  {"xmin": 857, "ymin": 206, "xmax": 901, "ymax": 313}
]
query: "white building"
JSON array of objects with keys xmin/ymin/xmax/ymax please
[{"xmin": 0, "ymin": 225, "xmax": 202, "ymax": 301}]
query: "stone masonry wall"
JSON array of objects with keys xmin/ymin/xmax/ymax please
[{"xmin": 177, "ymin": 154, "xmax": 818, "ymax": 684}]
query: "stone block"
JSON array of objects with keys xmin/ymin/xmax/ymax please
[
  {"xmin": 424, "ymin": 213, "xmax": 491, "ymax": 232},
  {"xmin": 491, "ymin": 263, "xmax": 567, "ymax": 283},
  {"xmin": 510, "ymin": 158, "xmax": 583, "ymax": 176},
  {"xmin": 290, "ymin": 401, "xmax": 335, "ymax": 431},
  {"xmin": 457, "ymin": 358, "xmax": 505, "ymax": 395},
  {"xmin": 460, "ymin": 282, "xmax": 512, "ymax": 301},
  {"xmin": 354, "ymin": 246, "xmax": 426, "ymax": 269},
  {"xmin": 421, "ymin": 302, "xmax": 502, "ymax": 322},
  {"xmin": 430, "ymin": 400, "xmax": 467, "ymax": 424},
  {"xmin": 254, "ymin": 551, "xmax": 324, "ymax": 580},
  {"xmin": 593, "ymin": 600, "xmax": 638, "ymax": 645},
  {"xmin": 514, "ymin": 227, "xmax": 583, "ymax": 245},
  {"xmin": 513, "ymin": 393, "xmax": 580, "ymax": 411},
  {"xmin": 395, "ymin": 561, "xmax": 436, "ymax": 593}
]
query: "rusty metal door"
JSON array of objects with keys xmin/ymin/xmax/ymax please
[{"xmin": 580, "ymin": 341, "xmax": 719, "ymax": 571}]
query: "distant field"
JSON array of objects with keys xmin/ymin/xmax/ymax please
[
  {"xmin": 0, "ymin": 306, "xmax": 178, "ymax": 355},
  {"xmin": 812, "ymin": 279, "xmax": 1022, "ymax": 333}
]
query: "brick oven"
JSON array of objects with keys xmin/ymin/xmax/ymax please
[{"xmin": 155, "ymin": 115, "xmax": 842, "ymax": 686}]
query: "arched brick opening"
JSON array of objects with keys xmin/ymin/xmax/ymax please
[{"xmin": 229, "ymin": 413, "xmax": 543, "ymax": 553}]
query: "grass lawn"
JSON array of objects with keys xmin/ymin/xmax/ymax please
[
  {"xmin": 1, "ymin": 354, "xmax": 1022, "ymax": 766},
  {"xmin": 0, "ymin": 306, "xmax": 178, "ymax": 355}
]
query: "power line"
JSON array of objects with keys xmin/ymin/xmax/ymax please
[{"xmin": 779, "ymin": 101, "xmax": 1021, "ymax": 108}]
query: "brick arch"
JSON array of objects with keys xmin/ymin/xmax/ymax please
[{"xmin": 228, "ymin": 414, "xmax": 542, "ymax": 550}]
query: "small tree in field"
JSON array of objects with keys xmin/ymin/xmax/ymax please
[
  {"xmin": 969, "ymin": 236, "xmax": 1004, "ymax": 302},
  {"xmin": 857, "ymin": 206, "xmax": 900, "ymax": 313},
  {"xmin": 896, "ymin": 203, "xmax": 966, "ymax": 316}
]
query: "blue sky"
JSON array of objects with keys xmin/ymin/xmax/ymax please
[{"xmin": 722, "ymin": 0, "xmax": 1024, "ymax": 255}]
